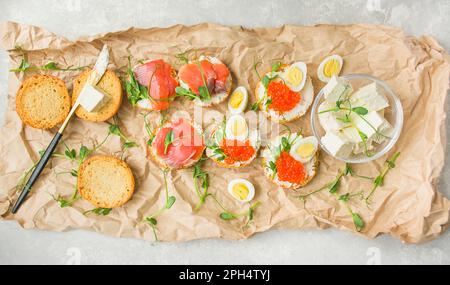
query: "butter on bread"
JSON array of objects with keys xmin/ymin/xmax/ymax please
[{"xmin": 72, "ymin": 69, "xmax": 122, "ymax": 122}]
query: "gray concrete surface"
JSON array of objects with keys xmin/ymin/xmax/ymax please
[{"xmin": 0, "ymin": 0, "xmax": 449, "ymax": 265}]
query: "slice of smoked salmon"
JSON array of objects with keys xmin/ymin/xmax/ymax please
[
  {"xmin": 178, "ymin": 59, "xmax": 229, "ymax": 95},
  {"xmin": 134, "ymin": 59, "xmax": 178, "ymax": 110},
  {"xmin": 212, "ymin": 63, "xmax": 230, "ymax": 93},
  {"xmin": 153, "ymin": 118, "xmax": 204, "ymax": 168}
]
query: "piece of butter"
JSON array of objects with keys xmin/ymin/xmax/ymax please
[
  {"xmin": 352, "ymin": 111, "xmax": 391, "ymax": 141},
  {"xmin": 322, "ymin": 76, "xmax": 353, "ymax": 102},
  {"xmin": 77, "ymin": 84, "xmax": 108, "ymax": 112},
  {"xmin": 321, "ymin": 131, "xmax": 354, "ymax": 158},
  {"xmin": 350, "ymin": 82, "xmax": 389, "ymax": 112}
]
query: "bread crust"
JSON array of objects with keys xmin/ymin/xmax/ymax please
[
  {"xmin": 147, "ymin": 121, "xmax": 205, "ymax": 170},
  {"xmin": 178, "ymin": 56, "xmax": 232, "ymax": 107},
  {"xmin": 129, "ymin": 60, "xmax": 179, "ymax": 112},
  {"xmin": 206, "ymin": 128, "xmax": 259, "ymax": 168},
  {"xmin": 78, "ymin": 155, "xmax": 135, "ymax": 208},
  {"xmin": 16, "ymin": 74, "xmax": 70, "ymax": 129},
  {"xmin": 253, "ymin": 64, "xmax": 313, "ymax": 123},
  {"xmin": 262, "ymin": 152, "xmax": 319, "ymax": 190},
  {"xmin": 72, "ymin": 69, "xmax": 123, "ymax": 122}
]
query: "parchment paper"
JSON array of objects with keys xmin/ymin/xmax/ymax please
[{"xmin": 1, "ymin": 21, "xmax": 449, "ymax": 243}]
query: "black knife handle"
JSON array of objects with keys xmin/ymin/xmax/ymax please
[{"xmin": 11, "ymin": 132, "xmax": 63, "ymax": 214}]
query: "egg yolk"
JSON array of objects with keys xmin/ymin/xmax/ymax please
[
  {"xmin": 267, "ymin": 81, "xmax": 301, "ymax": 112},
  {"xmin": 231, "ymin": 120, "xmax": 247, "ymax": 137},
  {"xmin": 275, "ymin": 151, "xmax": 306, "ymax": 184},
  {"xmin": 230, "ymin": 91, "xmax": 244, "ymax": 109},
  {"xmin": 232, "ymin": 183, "xmax": 249, "ymax": 201},
  {"xmin": 287, "ymin": 66, "xmax": 303, "ymax": 86},
  {"xmin": 221, "ymin": 139, "xmax": 255, "ymax": 164},
  {"xmin": 296, "ymin": 143, "xmax": 315, "ymax": 158},
  {"xmin": 323, "ymin": 59, "xmax": 340, "ymax": 78}
]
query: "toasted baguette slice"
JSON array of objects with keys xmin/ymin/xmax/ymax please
[
  {"xmin": 147, "ymin": 118, "xmax": 205, "ymax": 170},
  {"xmin": 16, "ymin": 75, "xmax": 70, "ymax": 129},
  {"xmin": 78, "ymin": 155, "xmax": 135, "ymax": 208},
  {"xmin": 261, "ymin": 134, "xmax": 319, "ymax": 190},
  {"xmin": 262, "ymin": 153, "xmax": 319, "ymax": 190},
  {"xmin": 254, "ymin": 64, "xmax": 314, "ymax": 123},
  {"xmin": 178, "ymin": 56, "xmax": 232, "ymax": 107},
  {"xmin": 72, "ymin": 69, "xmax": 123, "ymax": 122},
  {"xmin": 206, "ymin": 126, "xmax": 260, "ymax": 168}
]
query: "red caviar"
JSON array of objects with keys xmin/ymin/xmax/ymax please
[
  {"xmin": 221, "ymin": 139, "xmax": 255, "ymax": 164},
  {"xmin": 275, "ymin": 151, "xmax": 306, "ymax": 184},
  {"xmin": 267, "ymin": 81, "xmax": 301, "ymax": 112}
]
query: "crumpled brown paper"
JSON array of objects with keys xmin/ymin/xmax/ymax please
[{"xmin": 0, "ymin": 21, "xmax": 449, "ymax": 243}]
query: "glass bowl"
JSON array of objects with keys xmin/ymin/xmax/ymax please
[{"xmin": 310, "ymin": 74, "xmax": 403, "ymax": 164}]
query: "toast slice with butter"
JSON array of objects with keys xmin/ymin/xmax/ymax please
[{"xmin": 72, "ymin": 69, "xmax": 122, "ymax": 122}]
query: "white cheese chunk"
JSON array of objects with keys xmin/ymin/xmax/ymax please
[
  {"xmin": 321, "ymin": 131, "xmax": 354, "ymax": 158},
  {"xmin": 352, "ymin": 111, "xmax": 391, "ymax": 142},
  {"xmin": 318, "ymin": 101, "xmax": 350, "ymax": 131},
  {"xmin": 373, "ymin": 119, "xmax": 394, "ymax": 144},
  {"xmin": 77, "ymin": 84, "xmax": 108, "ymax": 112},
  {"xmin": 322, "ymin": 76, "xmax": 353, "ymax": 102},
  {"xmin": 350, "ymin": 82, "xmax": 389, "ymax": 112},
  {"xmin": 341, "ymin": 127, "xmax": 367, "ymax": 154}
]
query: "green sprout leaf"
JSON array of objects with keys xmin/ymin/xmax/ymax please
[
  {"xmin": 220, "ymin": 212, "xmax": 235, "ymax": 220},
  {"xmin": 123, "ymin": 141, "xmax": 138, "ymax": 149},
  {"xmin": 84, "ymin": 207, "xmax": 112, "ymax": 216},
  {"xmin": 271, "ymin": 61, "xmax": 282, "ymax": 72},
  {"xmin": 79, "ymin": 145, "xmax": 89, "ymax": 162},
  {"xmin": 65, "ymin": 149, "xmax": 77, "ymax": 160},
  {"xmin": 261, "ymin": 75, "xmax": 271, "ymax": 88},
  {"xmin": 373, "ymin": 175, "xmax": 383, "ymax": 187},
  {"xmin": 338, "ymin": 193, "xmax": 350, "ymax": 202},
  {"xmin": 166, "ymin": 196, "xmax": 176, "ymax": 209},
  {"xmin": 164, "ymin": 130, "xmax": 175, "ymax": 154},
  {"xmin": 250, "ymin": 102, "xmax": 259, "ymax": 111},
  {"xmin": 281, "ymin": 137, "xmax": 291, "ymax": 152},
  {"xmin": 108, "ymin": 124, "xmax": 121, "ymax": 136},
  {"xmin": 328, "ymin": 179, "xmax": 340, "ymax": 193},
  {"xmin": 352, "ymin": 213, "xmax": 365, "ymax": 232},
  {"xmin": 146, "ymin": 217, "xmax": 157, "ymax": 225},
  {"xmin": 175, "ymin": 86, "xmax": 197, "ymax": 100},
  {"xmin": 41, "ymin": 61, "xmax": 59, "ymax": 70},
  {"xmin": 198, "ymin": 86, "xmax": 211, "ymax": 101},
  {"xmin": 352, "ymin": 106, "xmax": 369, "ymax": 115},
  {"xmin": 10, "ymin": 58, "xmax": 31, "ymax": 72}
]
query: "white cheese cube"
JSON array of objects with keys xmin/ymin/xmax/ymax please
[
  {"xmin": 323, "ymin": 76, "xmax": 353, "ymax": 102},
  {"xmin": 318, "ymin": 101, "xmax": 350, "ymax": 131},
  {"xmin": 350, "ymin": 82, "xmax": 389, "ymax": 112},
  {"xmin": 321, "ymin": 131, "xmax": 354, "ymax": 158},
  {"xmin": 340, "ymin": 127, "xmax": 376, "ymax": 154},
  {"xmin": 352, "ymin": 111, "xmax": 389, "ymax": 141},
  {"xmin": 77, "ymin": 84, "xmax": 108, "ymax": 112},
  {"xmin": 373, "ymin": 120, "xmax": 394, "ymax": 144}
]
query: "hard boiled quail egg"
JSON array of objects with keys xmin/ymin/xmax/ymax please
[
  {"xmin": 289, "ymin": 136, "xmax": 318, "ymax": 163},
  {"xmin": 225, "ymin": 114, "xmax": 248, "ymax": 141},
  {"xmin": 281, "ymin": 61, "xmax": 307, "ymax": 92},
  {"xmin": 317, "ymin": 55, "xmax": 343, "ymax": 83},
  {"xmin": 228, "ymin": 86, "xmax": 248, "ymax": 114},
  {"xmin": 227, "ymin": 178, "xmax": 255, "ymax": 203}
]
